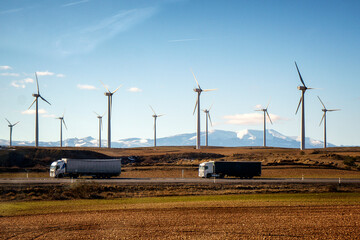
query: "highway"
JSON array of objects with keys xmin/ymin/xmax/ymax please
[{"xmin": 1, "ymin": 177, "xmax": 360, "ymax": 185}]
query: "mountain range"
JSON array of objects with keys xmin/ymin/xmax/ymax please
[{"xmin": 0, "ymin": 129, "xmax": 336, "ymax": 148}]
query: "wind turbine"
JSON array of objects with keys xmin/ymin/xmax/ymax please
[
  {"xmin": 28, "ymin": 72, "xmax": 51, "ymax": 147},
  {"xmin": 5, "ymin": 118, "xmax": 19, "ymax": 147},
  {"xmin": 56, "ymin": 113, "xmax": 67, "ymax": 147},
  {"xmin": 100, "ymin": 81, "xmax": 121, "ymax": 148},
  {"xmin": 318, "ymin": 96, "xmax": 340, "ymax": 149},
  {"xmin": 202, "ymin": 105, "xmax": 213, "ymax": 147},
  {"xmin": 94, "ymin": 112, "xmax": 105, "ymax": 148},
  {"xmin": 255, "ymin": 102, "xmax": 273, "ymax": 147},
  {"xmin": 150, "ymin": 106, "xmax": 164, "ymax": 147},
  {"xmin": 295, "ymin": 62, "xmax": 314, "ymax": 150},
  {"xmin": 191, "ymin": 69, "xmax": 216, "ymax": 149}
]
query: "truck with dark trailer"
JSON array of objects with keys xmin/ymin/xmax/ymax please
[{"xmin": 198, "ymin": 161, "xmax": 261, "ymax": 178}]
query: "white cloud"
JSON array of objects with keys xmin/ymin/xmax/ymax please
[
  {"xmin": 10, "ymin": 78, "xmax": 34, "ymax": 88},
  {"xmin": 168, "ymin": 38, "xmax": 200, "ymax": 43},
  {"xmin": 223, "ymin": 113, "xmax": 282, "ymax": 125},
  {"xmin": 254, "ymin": 104, "xmax": 262, "ymax": 109},
  {"xmin": 11, "ymin": 81, "xmax": 25, "ymax": 88},
  {"xmin": 55, "ymin": 7, "xmax": 157, "ymax": 55},
  {"xmin": 22, "ymin": 109, "xmax": 47, "ymax": 115},
  {"xmin": 0, "ymin": 8, "xmax": 23, "ymax": 15},
  {"xmin": 62, "ymin": 0, "xmax": 89, "ymax": 7},
  {"xmin": 0, "ymin": 66, "xmax": 12, "ymax": 70},
  {"xmin": 56, "ymin": 74, "xmax": 65, "ymax": 78},
  {"xmin": 77, "ymin": 84, "xmax": 96, "ymax": 90},
  {"xmin": 24, "ymin": 78, "xmax": 34, "ymax": 83},
  {"xmin": 36, "ymin": 71, "xmax": 54, "ymax": 76},
  {"xmin": 127, "ymin": 87, "xmax": 142, "ymax": 92},
  {"xmin": 0, "ymin": 73, "xmax": 20, "ymax": 77}
]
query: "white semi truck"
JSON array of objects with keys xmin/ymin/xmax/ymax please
[
  {"xmin": 199, "ymin": 161, "xmax": 261, "ymax": 178},
  {"xmin": 50, "ymin": 158, "xmax": 121, "ymax": 178}
]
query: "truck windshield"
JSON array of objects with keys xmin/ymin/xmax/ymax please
[{"xmin": 199, "ymin": 166, "xmax": 208, "ymax": 170}]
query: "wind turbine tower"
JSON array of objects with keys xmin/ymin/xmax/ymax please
[
  {"xmin": 203, "ymin": 105, "xmax": 213, "ymax": 147},
  {"xmin": 150, "ymin": 106, "xmax": 164, "ymax": 147},
  {"xmin": 57, "ymin": 113, "xmax": 67, "ymax": 147},
  {"xmin": 28, "ymin": 73, "xmax": 51, "ymax": 147},
  {"xmin": 255, "ymin": 102, "xmax": 273, "ymax": 147},
  {"xmin": 94, "ymin": 112, "xmax": 105, "ymax": 148},
  {"xmin": 295, "ymin": 62, "xmax": 313, "ymax": 150},
  {"xmin": 5, "ymin": 118, "xmax": 19, "ymax": 147},
  {"xmin": 191, "ymin": 69, "xmax": 216, "ymax": 149},
  {"xmin": 100, "ymin": 81, "xmax": 121, "ymax": 148},
  {"xmin": 318, "ymin": 96, "xmax": 340, "ymax": 148}
]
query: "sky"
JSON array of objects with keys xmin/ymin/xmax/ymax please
[{"xmin": 1, "ymin": 0, "xmax": 360, "ymax": 147}]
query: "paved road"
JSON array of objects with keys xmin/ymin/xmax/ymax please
[{"xmin": 1, "ymin": 177, "xmax": 360, "ymax": 185}]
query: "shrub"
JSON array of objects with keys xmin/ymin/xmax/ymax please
[{"xmin": 343, "ymin": 158, "xmax": 356, "ymax": 167}]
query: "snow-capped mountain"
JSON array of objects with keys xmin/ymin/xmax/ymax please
[{"xmin": 0, "ymin": 129, "xmax": 336, "ymax": 148}]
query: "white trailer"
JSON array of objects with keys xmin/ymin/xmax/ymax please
[{"xmin": 50, "ymin": 158, "xmax": 121, "ymax": 178}]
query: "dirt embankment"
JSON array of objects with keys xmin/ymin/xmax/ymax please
[{"xmin": 1, "ymin": 146, "xmax": 360, "ymax": 172}]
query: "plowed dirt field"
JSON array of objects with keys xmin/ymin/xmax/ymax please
[{"xmin": 1, "ymin": 196, "xmax": 360, "ymax": 239}]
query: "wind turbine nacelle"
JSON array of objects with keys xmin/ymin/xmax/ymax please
[
  {"xmin": 104, "ymin": 92, "xmax": 112, "ymax": 96},
  {"xmin": 193, "ymin": 88, "xmax": 202, "ymax": 93},
  {"xmin": 297, "ymin": 86, "xmax": 307, "ymax": 91},
  {"xmin": 152, "ymin": 115, "xmax": 157, "ymax": 118},
  {"xmin": 32, "ymin": 93, "xmax": 39, "ymax": 97}
]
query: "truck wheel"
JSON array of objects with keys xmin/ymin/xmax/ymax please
[{"xmin": 206, "ymin": 173, "xmax": 212, "ymax": 178}]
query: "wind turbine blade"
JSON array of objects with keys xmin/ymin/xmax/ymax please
[
  {"xmin": 39, "ymin": 95, "xmax": 51, "ymax": 105},
  {"xmin": 63, "ymin": 119, "xmax": 68, "ymax": 130},
  {"xmin": 193, "ymin": 98, "xmax": 198, "ymax": 115},
  {"xmin": 202, "ymin": 89, "xmax": 217, "ymax": 92},
  {"xmin": 5, "ymin": 118, "xmax": 11, "ymax": 125},
  {"xmin": 35, "ymin": 72, "xmax": 40, "ymax": 94},
  {"xmin": 295, "ymin": 96, "xmax": 303, "ymax": 115},
  {"xmin": 94, "ymin": 111, "xmax": 100, "ymax": 116},
  {"xmin": 102, "ymin": 112, "xmax": 106, "ymax": 117},
  {"xmin": 317, "ymin": 96, "xmax": 326, "ymax": 109},
  {"xmin": 209, "ymin": 103, "xmax": 213, "ymax": 111},
  {"xmin": 149, "ymin": 105, "xmax": 156, "ymax": 115},
  {"xmin": 28, "ymin": 98, "xmax": 37, "ymax": 109},
  {"xmin": 295, "ymin": 62, "xmax": 306, "ymax": 88},
  {"xmin": 328, "ymin": 109, "xmax": 341, "ymax": 112},
  {"xmin": 100, "ymin": 80, "xmax": 110, "ymax": 92},
  {"xmin": 158, "ymin": 114, "xmax": 165, "ymax": 117},
  {"xmin": 13, "ymin": 121, "xmax": 20, "ymax": 126},
  {"xmin": 266, "ymin": 110, "xmax": 273, "ymax": 125},
  {"xmin": 112, "ymin": 85, "xmax": 122, "ymax": 94},
  {"xmin": 319, "ymin": 113, "xmax": 325, "ymax": 126},
  {"xmin": 254, "ymin": 109, "xmax": 262, "ymax": 112},
  {"xmin": 190, "ymin": 69, "xmax": 200, "ymax": 88},
  {"xmin": 208, "ymin": 113, "xmax": 213, "ymax": 126},
  {"xmin": 266, "ymin": 99, "xmax": 271, "ymax": 109}
]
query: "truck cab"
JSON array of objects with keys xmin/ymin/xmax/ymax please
[
  {"xmin": 199, "ymin": 161, "xmax": 214, "ymax": 178},
  {"xmin": 49, "ymin": 160, "xmax": 66, "ymax": 178}
]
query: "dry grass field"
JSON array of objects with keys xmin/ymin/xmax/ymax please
[{"xmin": 1, "ymin": 193, "xmax": 360, "ymax": 239}]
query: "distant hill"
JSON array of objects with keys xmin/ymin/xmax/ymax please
[{"xmin": 0, "ymin": 129, "xmax": 336, "ymax": 148}]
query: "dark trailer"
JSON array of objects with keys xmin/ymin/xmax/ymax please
[{"xmin": 214, "ymin": 161, "xmax": 261, "ymax": 178}]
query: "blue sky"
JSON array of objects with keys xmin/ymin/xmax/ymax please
[{"xmin": 1, "ymin": 0, "xmax": 359, "ymax": 146}]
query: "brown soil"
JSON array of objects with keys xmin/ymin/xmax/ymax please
[{"xmin": 1, "ymin": 203, "xmax": 359, "ymax": 239}]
